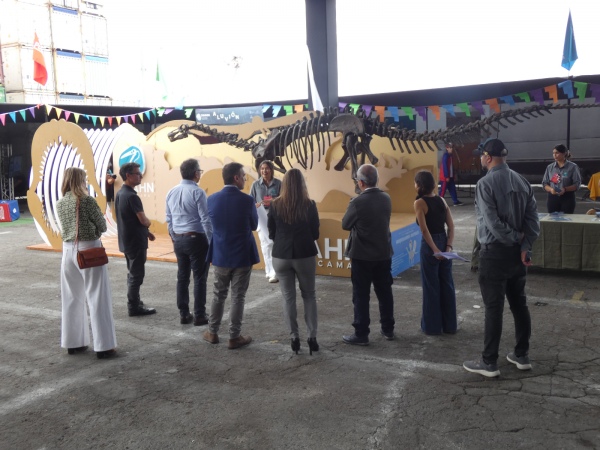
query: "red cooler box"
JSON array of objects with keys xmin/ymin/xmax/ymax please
[{"xmin": 0, "ymin": 200, "xmax": 20, "ymax": 222}]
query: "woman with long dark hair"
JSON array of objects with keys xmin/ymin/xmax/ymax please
[
  {"xmin": 542, "ymin": 144, "xmax": 582, "ymax": 214},
  {"xmin": 267, "ymin": 169, "xmax": 320, "ymax": 354},
  {"xmin": 414, "ymin": 170, "xmax": 457, "ymax": 335},
  {"xmin": 56, "ymin": 167, "xmax": 117, "ymax": 359}
]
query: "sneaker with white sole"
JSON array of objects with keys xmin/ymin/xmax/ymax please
[
  {"xmin": 463, "ymin": 359, "xmax": 500, "ymax": 377},
  {"xmin": 268, "ymin": 276, "xmax": 279, "ymax": 283},
  {"xmin": 506, "ymin": 352, "xmax": 532, "ymax": 370}
]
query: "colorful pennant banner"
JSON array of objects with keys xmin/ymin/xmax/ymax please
[{"xmin": 1, "ymin": 81, "xmax": 599, "ymax": 128}]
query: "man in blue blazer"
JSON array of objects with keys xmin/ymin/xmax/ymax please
[{"xmin": 203, "ymin": 162, "xmax": 259, "ymax": 350}]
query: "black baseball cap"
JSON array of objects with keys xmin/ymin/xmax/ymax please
[{"xmin": 476, "ymin": 138, "xmax": 508, "ymax": 157}]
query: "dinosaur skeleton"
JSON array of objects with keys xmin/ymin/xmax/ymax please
[{"xmin": 168, "ymin": 103, "xmax": 600, "ymax": 191}]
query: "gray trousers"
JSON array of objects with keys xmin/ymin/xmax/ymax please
[
  {"xmin": 272, "ymin": 256, "xmax": 318, "ymax": 339},
  {"xmin": 209, "ymin": 266, "xmax": 252, "ymax": 339}
]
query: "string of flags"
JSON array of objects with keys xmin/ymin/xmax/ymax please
[{"xmin": 1, "ymin": 80, "xmax": 599, "ymax": 127}]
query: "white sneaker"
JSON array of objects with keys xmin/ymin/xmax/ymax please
[{"xmin": 268, "ymin": 276, "xmax": 279, "ymax": 283}]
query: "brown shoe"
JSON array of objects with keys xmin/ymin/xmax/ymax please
[
  {"xmin": 203, "ymin": 330, "xmax": 219, "ymax": 344},
  {"xmin": 228, "ymin": 335, "xmax": 252, "ymax": 350}
]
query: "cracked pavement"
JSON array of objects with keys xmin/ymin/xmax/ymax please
[{"xmin": 1, "ymin": 190, "xmax": 599, "ymax": 449}]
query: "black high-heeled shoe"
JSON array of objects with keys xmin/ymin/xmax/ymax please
[
  {"xmin": 291, "ymin": 338, "xmax": 300, "ymax": 354},
  {"xmin": 307, "ymin": 337, "xmax": 319, "ymax": 355},
  {"xmin": 96, "ymin": 349, "xmax": 117, "ymax": 359}
]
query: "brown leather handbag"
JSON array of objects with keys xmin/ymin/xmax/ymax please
[{"xmin": 75, "ymin": 198, "xmax": 108, "ymax": 269}]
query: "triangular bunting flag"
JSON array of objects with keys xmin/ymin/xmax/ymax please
[
  {"xmin": 415, "ymin": 106, "xmax": 427, "ymax": 121},
  {"xmin": 294, "ymin": 104, "xmax": 304, "ymax": 113},
  {"xmin": 485, "ymin": 98, "xmax": 500, "ymax": 113},
  {"xmin": 19, "ymin": 110, "xmax": 27, "ymax": 121},
  {"xmin": 362, "ymin": 105, "xmax": 373, "ymax": 115},
  {"xmin": 590, "ymin": 85, "xmax": 600, "ymax": 103},
  {"xmin": 401, "ymin": 106, "xmax": 414, "ymax": 120},
  {"xmin": 157, "ymin": 108, "xmax": 165, "ymax": 117},
  {"xmin": 91, "ymin": 116, "xmax": 98, "ymax": 126},
  {"xmin": 138, "ymin": 113, "xmax": 144, "ymax": 122},
  {"xmin": 272, "ymin": 105, "xmax": 282, "ymax": 116},
  {"xmin": 28, "ymin": 107, "xmax": 36, "ymax": 118},
  {"xmin": 151, "ymin": 109, "xmax": 157, "ymax": 116},
  {"xmin": 515, "ymin": 92, "xmax": 531, "ymax": 103},
  {"xmin": 185, "ymin": 108, "xmax": 194, "ymax": 119},
  {"xmin": 388, "ymin": 106, "xmax": 399, "ymax": 123},
  {"xmin": 262, "ymin": 105, "xmax": 271, "ymax": 113},
  {"xmin": 46, "ymin": 105, "xmax": 53, "ymax": 116},
  {"xmin": 442, "ymin": 105, "xmax": 455, "ymax": 116},
  {"xmin": 283, "ymin": 105, "xmax": 293, "ymax": 115},
  {"xmin": 530, "ymin": 89, "xmax": 545, "ymax": 105},
  {"xmin": 116, "ymin": 116, "xmax": 122, "ymax": 125},
  {"xmin": 471, "ymin": 101, "xmax": 485, "ymax": 115},
  {"xmin": 339, "ymin": 102, "xmax": 348, "ymax": 111},
  {"xmin": 9, "ymin": 112, "xmax": 17, "ymax": 123},
  {"xmin": 165, "ymin": 108, "xmax": 173, "ymax": 115},
  {"xmin": 429, "ymin": 105, "xmax": 441, "ymax": 121},
  {"xmin": 55, "ymin": 107, "xmax": 63, "ymax": 118},
  {"xmin": 144, "ymin": 111, "xmax": 150, "ymax": 120},
  {"xmin": 374, "ymin": 106, "xmax": 385, "ymax": 123},
  {"xmin": 64, "ymin": 111, "xmax": 71, "ymax": 121},
  {"xmin": 544, "ymin": 85, "xmax": 559, "ymax": 103},
  {"xmin": 573, "ymin": 82, "xmax": 588, "ymax": 101},
  {"xmin": 349, "ymin": 104, "xmax": 359, "ymax": 114},
  {"xmin": 558, "ymin": 80, "xmax": 574, "ymax": 99},
  {"xmin": 456, "ymin": 103, "xmax": 471, "ymax": 117},
  {"xmin": 0, "ymin": 114, "xmax": 6, "ymax": 126},
  {"xmin": 74, "ymin": 113, "xmax": 80, "ymax": 123},
  {"xmin": 499, "ymin": 95, "xmax": 515, "ymax": 106},
  {"xmin": 108, "ymin": 117, "xmax": 113, "ymax": 127}
]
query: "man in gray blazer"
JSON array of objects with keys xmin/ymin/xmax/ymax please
[{"xmin": 341, "ymin": 164, "xmax": 395, "ymax": 345}]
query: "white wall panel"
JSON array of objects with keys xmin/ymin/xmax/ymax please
[
  {"xmin": 6, "ymin": 90, "xmax": 57, "ymax": 104},
  {"xmin": 50, "ymin": 6, "xmax": 82, "ymax": 52},
  {"xmin": 0, "ymin": 2, "xmax": 51, "ymax": 46},
  {"xmin": 84, "ymin": 55, "xmax": 109, "ymax": 96},
  {"xmin": 55, "ymin": 51, "xmax": 84, "ymax": 94},
  {"xmin": 82, "ymin": 13, "xmax": 108, "ymax": 56},
  {"xmin": 1, "ymin": 44, "xmax": 56, "ymax": 91}
]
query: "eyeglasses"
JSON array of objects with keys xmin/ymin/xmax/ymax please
[
  {"xmin": 353, "ymin": 177, "xmax": 366, "ymax": 183},
  {"xmin": 196, "ymin": 169, "xmax": 204, "ymax": 175}
]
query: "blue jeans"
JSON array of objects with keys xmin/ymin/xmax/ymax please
[
  {"xmin": 173, "ymin": 233, "xmax": 209, "ymax": 317},
  {"xmin": 350, "ymin": 258, "xmax": 395, "ymax": 337},
  {"xmin": 420, "ymin": 234, "xmax": 457, "ymax": 334},
  {"xmin": 439, "ymin": 178, "xmax": 459, "ymax": 204},
  {"xmin": 478, "ymin": 245, "xmax": 531, "ymax": 364}
]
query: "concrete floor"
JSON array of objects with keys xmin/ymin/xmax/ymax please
[{"xmin": 1, "ymin": 188, "xmax": 599, "ymax": 449}]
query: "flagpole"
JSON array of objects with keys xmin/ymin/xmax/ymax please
[{"xmin": 566, "ymin": 76, "xmax": 571, "ymax": 149}]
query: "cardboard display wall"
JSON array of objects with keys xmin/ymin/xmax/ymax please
[{"xmin": 28, "ymin": 114, "xmax": 437, "ymax": 277}]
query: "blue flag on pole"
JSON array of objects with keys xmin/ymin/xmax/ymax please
[{"xmin": 561, "ymin": 11, "xmax": 578, "ymax": 71}]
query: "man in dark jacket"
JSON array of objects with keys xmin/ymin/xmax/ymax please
[{"xmin": 341, "ymin": 164, "xmax": 395, "ymax": 345}]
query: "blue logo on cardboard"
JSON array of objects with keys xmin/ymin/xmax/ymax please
[{"xmin": 119, "ymin": 146, "xmax": 146, "ymax": 175}]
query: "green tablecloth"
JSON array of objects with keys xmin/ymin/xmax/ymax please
[{"xmin": 532, "ymin": 213, "xmax": 600, "ymax": 272}]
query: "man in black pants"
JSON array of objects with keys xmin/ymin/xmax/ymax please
[
  {"xmin": 341, "ymin": 164, "xmax": 395, "ymax": 345},
  {"xmin": 463, "ymin": 139, "xmax": 539, "ymax": 377},
  {"xmin": 115, "ymin": 162, "xmax": 157, "ymax": 317},
  {"xmin": 166, "ymin": 159, "xmax": 212, "ymax": 326}
]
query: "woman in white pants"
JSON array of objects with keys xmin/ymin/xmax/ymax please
[
  {"xmin": 56, "ymin": 167, "xmax": 117, "ymax": 359},
  {"xmin": 267, "ymin": 169, "xmax": 320, "ymax": 355},
  {"xmin": 250, "ymin": 160, "xmax": 281, "ymax": 283}
]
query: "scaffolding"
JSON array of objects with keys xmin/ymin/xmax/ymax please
[{"xmin": 0, "ymin": 144, "xmax": 15, "ymax": 200}]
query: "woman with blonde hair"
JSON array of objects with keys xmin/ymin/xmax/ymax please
[
  {"xmin": 56, "ymin": 167, "xmax": 117, "ymax": 359},
  {"xmin": 267, "ymin": 169, "xmax": 320, "ymax": 355}
]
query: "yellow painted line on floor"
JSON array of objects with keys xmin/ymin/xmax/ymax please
[{"xmin": 571, "ymin": 291, "xmax": 584, "ymax": 304}]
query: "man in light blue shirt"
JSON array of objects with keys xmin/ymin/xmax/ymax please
[{"xmin": 166, "ymin": 159, "xmax": 213, "ymax": 326}]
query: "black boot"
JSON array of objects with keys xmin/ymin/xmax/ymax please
[
  {"xmin": 307, "ymin": 337, "xmax": 319, "ymax": 355},
  {"xmin": 291, "ymin": 338, "xmax": 300, "ymax": 354}
]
